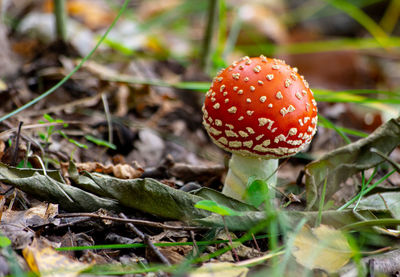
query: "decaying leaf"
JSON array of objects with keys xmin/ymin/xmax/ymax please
[
  {"xmin": 215, "ymin": 230, "xmax": 261, "ymax": 260},
  {"xmin": 292, "ymin": 224, "xmax": 353, "ymax": 272},
  {"xmin": 353, "ymin": 192, "xmax": 400, "ymax": 219},
  {"xmin": 0, "ymin": 140, "xmax": 5, "ymax": 160},
  {"xmin": 74, "ymin": 161, "xmax": 144, "ymax": 179},
  {"xmin": 22, "ymin": 237, "xmax": 90, "ymax": 277},
  {"xmin": 0, "ymin": 162, "xmax": 121, "ymax": 213},
  {"xmin": 147, "ymin": 238, "xmax": 192, "ymax": 264},
  {"xmin": 0, "ymin": 203, "xmax": 59, "ymax": 249},
  {"xmin": 306, "ymin": 117, "xmax": 400, "ymax": 210},
  {"xmin": 189, "ymin": 262, "xmax": 249, "ymax": 277}
]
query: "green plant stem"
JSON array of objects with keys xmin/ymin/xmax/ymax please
[
  {"xmin": 318, "ymin": 115, "xmax": 352, "ymax": 144},
  {"xmin": 0, "ymin": 0, "xmax": 131, "ymax": 123},
  {"xmin": 54, "ymin": 0, "xmax": 67, "ymax": 41},
  {"xmin": 57, "ymin": 234, "xmax": 271, "ymax": 251},
  {"xmin": 201, "ymin": 0, "xmax": 218, "ymax": 72},
  {"xmin": 222, "ymin": 8, "xmax": 241, "ymax": 60},
  {"xmin": 380, "ymin": 0, "xmax": 400, "ymax": 34},
  {"xmin": 342, "ymin": 218, "xmax": 400, "ymax": 231},
  {"xmin": 324, "ymin": 0, "xmax": 389, "ymax": 48}
]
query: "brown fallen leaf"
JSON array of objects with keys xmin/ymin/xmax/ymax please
[
  {"xmin": 0, "ymin": 140, "xmax": 5, "ymax": 160},
  {"xmin": 147, "ymin": 238, "xmax": 192, "ymax": 264},
  {"xmin": 1, "ymin": 203, "xmax": 59, "ymax": 249},
  {"xmin": 74, "ymin": 162, "xmax": 144, "ymax": 179},
  {"xmin": 292, "ymin": 224, "xmax": 353, "ymax": 273},
  {"xmin": 22, "ymin": 237, "xmax": 90, "ymax": 277}
]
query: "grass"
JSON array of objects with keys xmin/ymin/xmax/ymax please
[
  {"xmin": 324, "ymin": 0, "xmax": 389, "ymax": 47},
  {"xmin": 337, "ymin": 169, "xmax": 396, "ymax": 211}
]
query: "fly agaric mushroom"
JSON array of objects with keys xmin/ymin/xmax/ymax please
[{"xmin": 202, "ymin": 55, "xmax": 318, "ymax": 201}]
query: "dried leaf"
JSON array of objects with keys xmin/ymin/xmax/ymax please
[
  {"xmin": 75, "ymin": 162, "xmax": 144, "ymax": 179},
  {"xmin": 0, "ymin": 162, "xmax": 120, "ymax": 213},
  {"xmin": 292, "ymin": 225, "xmax": 353, "ymax": 272},
  {"xmin": 148, "ymin": 239, "xmax": 192, "ymax": 264},
  {"xmin": 0, "ymin": 140, "xmax": 5, "ymax": 161},
  {"xmin": 306, "ymin": 117, "xmax": 400, "ymax": 210},
  {"xmin": 0, "ymin": 203, "xmax": 59, "ymax": 249},
  {"xmin": 22, "ymin": 238, "xmax": 90, "ymax": 277},
  {"xmin": 189, "ymin": 262, "xmax": 249, "ymax": 277},
  {"xmin": 353, "ymin": 192, "xmax": 400, "ymax": 219}
]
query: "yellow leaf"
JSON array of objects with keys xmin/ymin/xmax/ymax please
[
  {"xmin": 22, "ymin": 238, "xmax": 90, "ymax": 277},
  {"xmin": 189, "ymin": 262, "xmax": 249, "ymax": 277},
  {"xmin": 292, "ymin": 224, "xmax": 353, "ymax": 272}
]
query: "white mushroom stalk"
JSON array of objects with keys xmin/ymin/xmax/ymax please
[
  {"xmin": 223, "ymin": 154, "xmax": 278, "ymax": 200},
  {"xmin": 202, "ymin": 56, "xmax": 318, "ymax": 202}
]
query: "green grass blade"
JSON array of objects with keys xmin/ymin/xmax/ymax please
[
  {"xmin": 237, "ymin": 37, "xmax": 400, "ymax": 55},
  {"xmin": 380, "ymin": 0, "xmax": 400, "ymax": 34},
  {"xmin": 342, "ymin": 218, "xmax": 400, "ymax": 230},
  {"xmin": 338, "ymin": 169, "xmax": 396, "ymax": 211},
  {"xmin": 323, "ymin": 0, "xmax": 389, "ymax": 48},
  {"xmin": 57, "ymin": 234, "xmax": 270, "ymax": 251},
  {"xmin": 318, "ymin": 115, "xmax": 352, "ymax": 144}
]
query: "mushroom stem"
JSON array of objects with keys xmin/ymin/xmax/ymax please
[{"xmin": 223, "ymin": 154, "xmax": 278, "ymax": 201}]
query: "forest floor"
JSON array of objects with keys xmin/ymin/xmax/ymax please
[{"xmin": 0, "ymin": 0, "xmax": 400, "ymax": 276}]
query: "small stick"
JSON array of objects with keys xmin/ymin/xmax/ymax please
[
  {"xmin": 251, "ymin": 233, "xmax": 261, "ymax": 253},
  {"xmin": 119, "ymin": 213, "xmax": 171, "ymax": 266},
  {"xmin": 11, "ymin": 121, "xmax": 23, "ymax": 166},
  {"xmin": 189, "ymin": 230, "xmax": 199, "ymax": 257},
  {"xmin": 56, "ymin": 212, "xmax": 208, "ymax": 231},
  {"xmin": 101, "ymin": 93, "xmax": 113, "ymax": 145},
  {"xmin": 222, "ymin": 216, "xmax": 239, "ymax": 262}
]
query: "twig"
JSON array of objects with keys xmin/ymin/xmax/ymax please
[
  {"xmin": 222, "ymin": 216, "xmax": 239, "ymax": 262},
  {"xmin": 119, "ymin": 213, "xmax": 171, "ymax": 266},
  {"xmin": 251, "ymin": 233, "xmax": 261, "ymax": 253},
  {"xmin": 340, "ymin": 249, "xmax": 400, "ymax": 276},
  {"xmin": 11, "ymin": 121, "xmax": 23, "ymax": 166},
  {"xmin": 377, "ymin": 193, "xmax": 389, "ymax": 211},
  {"xmin": 189, "ymin": 230, "xmax": 199, "ymax": 257},
  {"xmin": 101, "ymin": 93, "xmax": 113, "ymax": 145},
  {"xmin": 56, "ymin": 212, "xmax": 208, "ymax": 231}
]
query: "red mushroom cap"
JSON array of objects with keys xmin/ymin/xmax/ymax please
[{"xmin": 202, "ymin": 55, "xmax": 318, "ymax": 159}]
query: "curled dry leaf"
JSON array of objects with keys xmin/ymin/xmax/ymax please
[
  {"xmin": 22, "ymin": 237, "xmax": 90, "ymax": 277},
  {"xmin": 306, "ymin": 117, "xmax": 400, "ymax": 210},
  {"xmin": 147, "ymin": 238, "xmax": 192, "ymax": 264},
  {"xmin": 292, "ymin": 224, "xmax": 353, "ymax": 273},
  {"xmin": 0, "ymin": 140, "xmax": 5, "ymax": 160},
  {"xmin": 1, "ymin": 203, "xmax": 59, "ymax": 249},
  {"xmin": 74, "ymin": 162, "xmax": 144, "ymax": 179}
]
